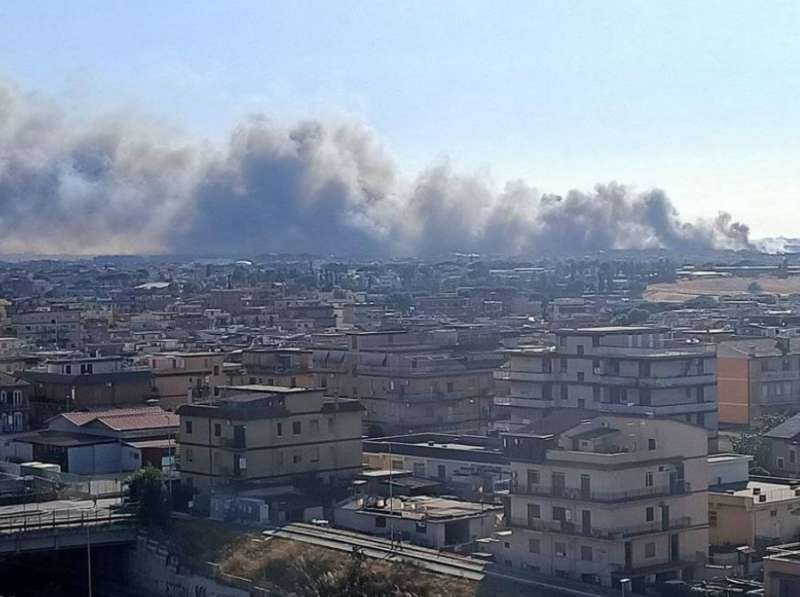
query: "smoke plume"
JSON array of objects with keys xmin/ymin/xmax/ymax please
[{"xmin": 0, "ymin": 79, "xmax": 752, "ymax": 256}]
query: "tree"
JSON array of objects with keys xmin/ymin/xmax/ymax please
[
  {"xmin": 127, "ymin": 466, "xmax": 170, "ymax": 525},
  {"xmin": 731, "ymin": 413, "xmax": 790, "ymax": 472},
  {"xmin": 748, "ymin": 281, "xmax": 763, "ymax": 293}
]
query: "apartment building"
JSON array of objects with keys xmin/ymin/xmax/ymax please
[
  {"xmin": 146, "ymin": 351, "xmax": 226, "ymax": 409},
  {"xmin": 176, "ymin": 385, "xmax": 363, "ymax": 497},
  {"xmin": 312, "ymin": 329, "xmax": 502, "ymax": 436},
  {"xmin": 11, "ymin": 308, "xmax": 83, "ymax": 349},
  {"xmin": 21, "ymin": 356, "xmax": 153, "ymax": 424},
  {"xmin": 237, "ymin": 348, "xmax": 315, "ymax": 388},
  {"xmin": 717, "ymin": 338, "xmax": 800, "ymax": 426},
  {"xmin": 0, "ymin": 372, "xmax": 31, "ymax": 434},
  {"xmin": 765, "ymin": 414, "xmax": 800, "ymax": 475},
  {"xmin": 496, "ymin": 326, "xmax": 718, "ymax": 448},
  {"xmin": 491, "ymin": 413, "xmax": 709, "ymax": 592}
]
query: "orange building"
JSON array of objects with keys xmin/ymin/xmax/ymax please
[{"xmin": 718, "ymin": 338, "xmax": 800, "ymax": 427}]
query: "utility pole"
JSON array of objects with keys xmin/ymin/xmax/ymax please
[{"xmin": 86, "ymin": 522, "xmax": 93, "ymax": 597}]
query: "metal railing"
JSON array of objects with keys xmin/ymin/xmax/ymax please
[
  {"xmin": 522, "ymin": 516, "xmax": 693, "ymax": 539},
  {"xmin": 0, "ymin": 507, "xmax": 135, "ymax": 535},
  {"xmin": 513, "ymin": 481, "xmax": 690, "ymax": 502}
]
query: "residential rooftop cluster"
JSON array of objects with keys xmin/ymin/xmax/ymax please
[{"xmin": 5, "ymin": 251, "xmax": 800, "ymax": 595}]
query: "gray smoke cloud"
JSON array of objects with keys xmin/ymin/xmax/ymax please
[{"xmin": 0, "ymin": 79, "xmax": 752, "ymax": 256}]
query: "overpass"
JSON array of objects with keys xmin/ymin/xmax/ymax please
[{"xmin": 0, "ymin": 500, "xmax": 136, "ymax": 554}]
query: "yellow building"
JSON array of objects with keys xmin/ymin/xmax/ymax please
[
  {"xmin": 709, "ymin": 479, "xmax": 800, "ymax": 548},
  {"xmin": 147, "ymin": 352, "xmax": 227, "ymax": 409}
]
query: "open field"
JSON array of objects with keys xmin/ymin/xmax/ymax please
[{"xmin": 644, "ymin": 275, "xmax": 800, "ymax": 302}]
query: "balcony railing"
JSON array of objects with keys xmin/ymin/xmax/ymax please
[
  {"xmin": 513, "ymin": 481, "xmax": 691, "ymax": 502},
  {"xmin": 523, "ymin": 516, "xmax": 693, "ymax": 539}
]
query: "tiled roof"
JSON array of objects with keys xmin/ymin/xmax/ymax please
[{"xmin": 58, "ymin": 407, "xmax": 178, "ymax": 431}]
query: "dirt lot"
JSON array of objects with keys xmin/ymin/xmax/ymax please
[{"xmin": 644, "ymin": 276, "xmax": 800, "ymax": 302}]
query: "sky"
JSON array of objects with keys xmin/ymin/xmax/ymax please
[{"xmin": 0, "ymin": 0, "xmax": 798, "ymax": 239}]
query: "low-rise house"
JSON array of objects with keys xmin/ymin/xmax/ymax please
[
  {"xmin": 11, "ymin": 406, "xmax": 178, "ymax": 475},
  {"xmin": 363, "ymin": 433, "xmax": 510, "ymax": 499},
  {"xmin": 709, "ymin": 475, "xmax": 800, "ymax": 549},
  {"xmin": 764, "ymin": 414, "xmax": 800, "ymax": 476},
  {"xmin": 763, "ymin": 542, "xmax": 800, "ymax": 597},
  {"xmin": 335, "ymin": 494, "xmax": 501, "ymax": 549}
]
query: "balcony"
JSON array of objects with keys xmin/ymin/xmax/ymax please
[
  {"xmin": 592, "ymin": 373, "xmax": 713, "ymax": 388},
  {"xmin": 494, "ymin": 370, "xmax": 557, "ymax": 382},
  {"xmin": 591, "ymin": 401, "xmax": 716, "ymax": 416},
  {"xmin": 513, "ymin": 481, "xmax": 691, "ymax": 503},
  {"xmin": 220, "ymin": 437, "xmax": 247, "ymax": 450},
  {"xmin": 494, "ymin": 396, "xmax": 555, "ymax": 408},
  {"xmin": 523, "ymin": 516, "xmax": 694, "ymax": 539}
]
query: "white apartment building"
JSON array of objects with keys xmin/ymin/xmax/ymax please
[
  {"xmin": 495, "ymin": 326, "xmax": 718, "ymax": 448},
  {"xmin": 490, "ymin": 414, "xmax": 709, "ymax": 593}
]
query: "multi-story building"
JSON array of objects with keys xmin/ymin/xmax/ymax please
[
  {"xmin": 312, "ymin": 329, "xmax": 502, "ymax": 436},
  {"xmin": 0, "ymin": 372, "xmax": 32, "ymax": 434},
  {"xmin": 20, "ymin": 356, "xmax": 153, "ymax": 424},
  {"xmin": 491, "ymin": 413, "xmax": 709, "ymax": 592},
  {"xmin": 146, "ymin": 351, "xmax": 227, "ymax": 409},
  {"xmin": 765, "ymin": 414, "xmax": 800, "ymax": 475},
  {"xmin": 717, "ymin": 338, "xmax": 800, "ymax": 426},
  {"xmin": 11, "ymin": 308, "xmax": 83, "ymax": 349},
  {"xmin": 176, "ymin": 385, "xmax": 363, "ymax": 497},
  {"xmin": 237, "ymin": 348, "xmax": 315, "ymax": 388},
  {"xmin": 496, "ymin": 326, "xmax": 718, "ymax": 448}
]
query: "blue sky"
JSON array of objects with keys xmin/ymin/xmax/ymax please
[{"xmin": 1, "ymin": 1, "xmax": 798, "ymax": 237}]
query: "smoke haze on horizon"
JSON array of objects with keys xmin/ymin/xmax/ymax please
[{"xmin": 0, "ymin": 79, "xmax": 753, "ymax": 257}]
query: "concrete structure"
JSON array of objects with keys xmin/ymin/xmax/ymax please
[
  {"xmin": 496, "ymin": 326, "xmax": 719, "ymax": 448},
  {"xmin": 11, "ymin": 309, "xmax": 82, "ymax": 349},
  {"xmin": 718, "ymin": 338, "xmax": 800, "ymax": 426},
  {"xmin": 176, "ymin": 386, "xmax": 363, "ymax": 497},
  {"xmin": 363, "ymin": 433, "xmax": 510, "ymax": 499},
  {"xmin": 21, "ymin": 356, "xmax": 153, "ymax": 425},
  {"xmin": 491, "ymin": 413, "xmax": 709, "ymax": 592},
  {"xmin": 763, "ymin": 542, "xmax": 800, "ymax": 597},
  {"xmin": 238, "ymin": 347, "xmax": 315, "ymax": 388},
  {"xmin": 764, "ymin": 413, "xmax": 800, "ymax": 476},
  {"xmin": 12, "ymin": 406, "xmax": 178, "ymax": 474},
  {"xmin": 313, "ymin": 329, "xmax": 502, "ymax": 436},
  {"xmin": 146, "ymin": 352, "xmax": 226, "ymax": 409},
  {"xmin": 335, "ymin": 494, "xmax": 501, "ymax": 549},
  {"xmin": 709, "ymin": 475, "xmax": 800, "ymax": 549},
  {"xmin": 0, "ymin": 372, "xmax": 31, "ymax": 434}
]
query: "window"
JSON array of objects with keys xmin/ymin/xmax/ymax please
[
  {"xmin": 328, "ymin": 418, "xmax": 335, "ymax": 431},
  {"xmin": 577, "ymin": 372, "xmax": 584, "ymax": 383},
  {"xmin": 645, "ymin": 471, "xmax": 654, "ymax": 487},
  {"xmin": 791, "ymin": 450, "xmax": 797, "ymax": 465},
  {"xmin": 292, "ymin": 453, "xmax": 302, "ymax": 464},
  {"xmin": 375, "ymin": 516, "xmax": 386, "ymax": 528},
  {"xmin": 645, "ymin": 542, "xmax": 656, "ymax": 558},
  {"xmin": 560, "ymin": 384, "xmax": 568, "ymax": 401},
  {"xmin": 527, "ymin": 469, "xmax": 540, "ymax": 489},
  {"xmin": 709, "ymin": 511, "xmax": 717, "ymax": 527},
  {"xmin": 554, "ymin": 542, "xmax": 567, "ymax": 557},
  {"xmin": 592, "ymin": 336, "xmax": 600, "ymax": 347},
  {"xmin": 447, "ymin": 382, "xmax": 454, "ymax": 393},
  {"xmin": 646, "ymin": 507, "xmax": 655, "ymax": 522},
  {"xmin": 184, "ymin": 447, "xmax": 193, "ymax": 463},
  {"xmin": 771, "ymin": 510, "xmax": 778, "ymax": 518},
  {"xmin": 214, "ymin": 423, "xmax": 221, "ymax": 437},
  {"xmin": 552, "ymin": 506, "xmax": 567, "ymax": 522},
  {"xmin": 185, "ymin": 421, "xmax": 193, "ymax": 434},
  {"xmin": 577, "ymin": 345, "xmax": 584, "ymax": 356},
  {"xmin": 592, "ymin": 386, "xmax": 600, "ymax": 401},
  {"xmin": 580, "ymin": 546, "xmax": 593, "ymax": 561},
  {"xmin": 648, "ymin": 439, "xmax": 657, "ymax": 451},
  {"xmin": 527, "ymin": 503, "xmax": 541, "ymax": 523},
  {"xmin": 0, "ymin": 391, "xmax": 5, "ymax": 404},
  {"xmin": 413, "ymin": 462, "xmax": 426, "ymax": 476},
  {"xmin": 310, "ymin": 419, "xmax": 319, "ymax": 433},
  {"xmin": 560, "ymin": 358, "xmax": 568, "ymax": 372},
  {"xmin": 293, "ymin": 421, "xmax": 302, "ymax": 435},
  {"xmin": 528, "ymin": 538, "xmax": 540, "ymax": 554},
  {"xmin": 778, "ymin": 457, "xmax": 785, "ymax": 469}
]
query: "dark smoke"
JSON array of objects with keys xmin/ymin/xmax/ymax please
[{"xmin": 0, "ymin": 79, "xmax": 752, "ymax": 256}]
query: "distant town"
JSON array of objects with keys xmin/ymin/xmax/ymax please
[{"xmin": 2, "ymin": 249, "xmax": 800, "ymax": 596}]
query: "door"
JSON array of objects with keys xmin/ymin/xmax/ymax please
[
  {"xmin": 661, "ymin": 504, "xmax": 670, "ymax": 531},
  {"xmin": 670, "ymin": 534, "xmax": 680, "ymax": 562},
  {"xmin": 580, "ymin": 474, "xmax": 591, "ymax": 499},
  {"xmin": 581, "ymin": 509, "xmax": 591, "ymax": 535},
  {"xmin": 624, "ymin": 541, "xmax": 632, "ymax": 569},
  {"xmin": 552, "ymin": 472, "xmax": 566, "ymax": 497}
]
